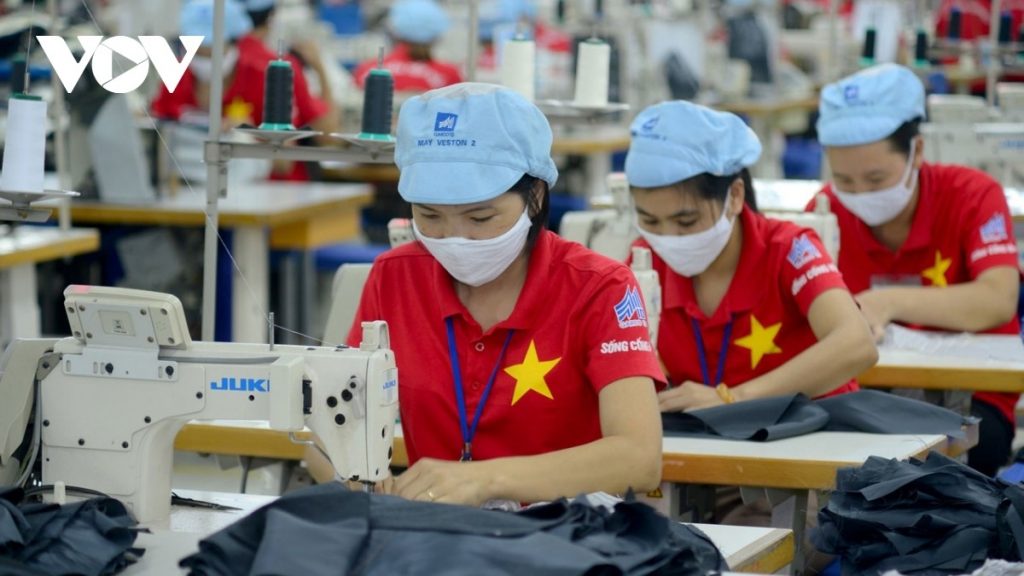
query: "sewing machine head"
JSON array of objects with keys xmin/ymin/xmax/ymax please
[{"xmin": 0, "ymin": 285, "xmax": 398, "ymax": 524}]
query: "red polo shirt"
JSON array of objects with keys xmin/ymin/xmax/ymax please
[
  {"xmin": 353, "ymin": 43, "xmax": 463, "ymax": 92},
  {"xmin": 634, "ymin": 207, "xmax": 858, "ymax": 396},
  {"xmin": 808, "ymin": 163, "xmax": 1021, "ymax": 423},
  {"xmin": 346, "ymin": 229, "xmax": 664, "ymax": 465}
]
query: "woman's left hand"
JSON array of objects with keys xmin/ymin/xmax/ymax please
[
  {"xmin": 394, "ymin": 458, "xmax": 496, "ymax": 506},
  {"xmin": 657, "ymin": 381, "xmax": 724, "ymax": 412}
]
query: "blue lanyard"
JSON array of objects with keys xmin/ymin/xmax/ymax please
[
  {"xmin": 689, "ymin": 316, "xmax": 733, "ymax": 387},
  {"xmin": 445, "ymin": 317, "xmax": 515, "ymax": 462}
]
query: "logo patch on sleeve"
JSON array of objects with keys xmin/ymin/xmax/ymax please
[
  {"xmin": 614, "ymin": 286, "xmax": 648, "ymax": 329},
  {"xmin": 980, "ymin": 213, "xmax": 1009, "ymax": 244},
  {"xmin": 787, "ymin": 233, "xmax": 822, "ymax": 269}
]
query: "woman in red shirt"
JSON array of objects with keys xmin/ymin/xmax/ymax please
[
  {"xmin": 810, "ymin": 63, "xmax": 1021, "ymax": 476},
  {"xmin": 353, "ymin": 0, "xmax": 462, "ymax": 92},
  {"xmin": 625, "ymin": 101, "xmax": 877, "ymax": 412},
  {"xmin": 346, "ymin": 84, "xmax": 662, "ymax": 505}
]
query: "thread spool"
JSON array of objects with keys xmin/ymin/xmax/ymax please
[
  {"xmin": 948, "ymin": 7, "xmax": 962, "ymax": 41},
  {"xmin": 574, "ymin": 37, "xmax": 610, "ymax": 107},
  {"xmin": 501, "ymin": 36, "xmax": 535, "ymax": 101},
  {"xmin": 999, "ymin": 11, "xmax": 1013, "ymax": 44},
  {"xmin": 861, "ymin": 27, "xmax": 877, "ymax": 64},
  {"xmin": 914, "ymin": 29, "xmax": 929, "ymax": 65},
  {"xmin": 0, "ymin": 95, "xmax": 47, "ymax": 194},
  {"xmin": 261, "ymin": 59, "xmax": 294, "ymax": 130},
  {"xmin": 360, "ymin": 69, "xmax": 394, "ymax": 139},
  {"xmin": 11, "ymin": 55, "xmax": 27, "ymax": 94}
]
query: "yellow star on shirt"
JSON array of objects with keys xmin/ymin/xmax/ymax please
[
  {"xmin": 921, "ymin": 250, "xmax": 952, "ymax": 287},
  {"xmin": 504, "ymin": 340, "xmax": 561, "ymax": 406},
  {"xmin": 734, "ymin": 315, "xmax": 783, "ymax": 370},
  {"xmin": 225, "ymin": 98, "xmax": 254, "ymax": 124}
]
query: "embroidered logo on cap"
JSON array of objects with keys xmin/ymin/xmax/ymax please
[
  {"xmin": 980, "ymin": 213, "xmax": 1008, "ymax": 244},
  {"xmin": 614, "ymin": 285, "xmax": 648, "ymax": 329},
  {"xmin": 787, "ymin": 233, "xmax": 822, "ymax": 269},
  {"xmin": 843, "ymin": 84, "xmax": 859, "ymax": 103},
  {"xmin": 641, "ymin": 115, "xmax": 660, "ymax": 131},
  {"xmin": 434, "ymin": 112, "xmax": 458, "ymax": 133}
]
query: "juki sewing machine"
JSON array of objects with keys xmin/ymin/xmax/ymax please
[{"xmin": 0, "ymin": 285, "xmax": 398, "ymax": 524}]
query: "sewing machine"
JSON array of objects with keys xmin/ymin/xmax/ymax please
[
  {"xmin": 0, "ymin": 285, "xmax": 398, "ymax": 524},
  {"xmin": 559, "ymin": 173, "xmax": 636, "ymax": 262},
  {"xmin": 922, "ymin": 93, "xmax": 1024, "ymax": 189}
]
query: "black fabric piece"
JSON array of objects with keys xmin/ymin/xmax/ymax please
[
  {"xmin": 0, "ymin": 487, "xmax": 143, "ymax": 575},
  {"xmin": 816, "ymin": 390, "xmax": 970, "ymax": 440},
  {"xmin": 812, "ymin": 451, "xmax": 1024, "ymax": 575},
  {"xmin": 180, "ymin": 483, "xmax": 727, "ymax": 576},
  {"xmin": 661, "ymin": 393, "xmax": 829, "ymax": 441},
  {"xmin": 968, "ymin": 398, "xmax": 1015, "ymax": 476},
  {"xmin": 661, "ymin": 391, "xmax": 973, "ymax": 442}
]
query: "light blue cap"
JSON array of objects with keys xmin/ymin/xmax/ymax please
[
  {"xmin": 479, "ymin": 0, "xmax": 537, "ymax": 40},
  {"xmin": 625, "ymin": 101, "xmax": 762, "ymax": 188},
  {"xmin": 396, "ymin": 83, "xmax": 558, "ymax": 205},
  {"xmin": 244, "ymin": 0, "xmax": 275, "ymax": 12},
  {"xmin": 388, "ymin": 0, "xmax": 450, "ymax": 44},
  {"xmin": 817, "ymin": 63, "xmax": 926, "ymax": 147},
  {"xmin": 180, "ymin": 0, "xmax": 253, "ymax": 45}
]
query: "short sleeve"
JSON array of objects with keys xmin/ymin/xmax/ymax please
[
  {"xmin": 579, "ymin": 266, "xmax": 666, "ymax": 393},
  {"xmin": 150, "ymin": 72, "xmax": 196, "ymax": 120},
  {"xmin": 291, "ymin": 59, "xmax": 329, "ymax": 128},
  {"xmin": 344, "ymin": 264, "xmax": 383, "ymax": 347},
  {"xmin": 963, "ymin": 182, "xmax": 1019, "ymax": 278},
  {"xmin": 778, "ymin": 229, "xmax": 849, "ymax": 316}
]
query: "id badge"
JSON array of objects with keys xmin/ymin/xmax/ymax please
[{"xmin": 870, "ymin": 274, "xmax": 922, "ymax": 289}]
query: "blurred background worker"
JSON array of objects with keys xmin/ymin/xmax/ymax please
[{"xmin": 353, "ymin": 0, "xmax": 462, "ymax": 92}]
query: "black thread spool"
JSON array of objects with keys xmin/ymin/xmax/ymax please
[
  {"xmin": 261, "ymin": 59, "xmax": 294, "ymax": 130},
  {"xmin": 949, "ymin": 7, "xmax": 962, "ymax": 41},
  {"xmin": 360, "ymin": 68, "xmax": 394, "ymax": 139},
  {"xmin": 861, "ymin": 27, "xmax": 877, "ymax": 63},
  {"xmin": 999, "ymin": 11, "xmax": 1013, "ymax": 44},
  {"xmin": 915, "ymin": 29, "xmax": 929, "ymax": 64},
  {"xmin": 11, "ymin": 55, "xmax": 27, "ymax": 94}
]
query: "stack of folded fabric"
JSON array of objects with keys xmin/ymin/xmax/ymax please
[
  {"xmin": 813, "ymin": 452, "xmax": 1024, "ymax": 575},
  {"xmin": 180, "ymin": 483, "xmax": 726, "ymax": 576}
]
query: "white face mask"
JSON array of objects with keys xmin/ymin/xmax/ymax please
[
  {"xmin": 190, "ymin": 48, "xmax": 238, "ymax": 83},
  {"xmin": 636, "ymin": 204, "xmax": 736, "ymax": 278},
  {"xmin": 413, "ymin": 209, "xmax": 532, "ymax": 287},
  {"xmin": 832, "ymin": 142, "xmax": 918, "ymax": 227}
]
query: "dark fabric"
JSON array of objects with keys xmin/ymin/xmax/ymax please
[
  {"xmin": 969, "ymin": 398, "xmax": 1015, "ymax": 477},
  {"xmin": 812, "ymin": 451, "xmax": 1024, "ymax": 575},
  {"xmin": 180, "ymin": 483, "xmax": 727, "ymax": 576},
  {"xmin": 662, "ymin": 391, "xmax": 974, "ymax": 442},
  {"xmin": 816, "ymin": 390, "xmax": 971, "ymax": 440},
  {"xmin": 0, "ymin": 487, "xmax": 143, "ymax": 575},
  {"xmin": 661, "ymin": 394, "xmax": 829, "ymax": 441}
]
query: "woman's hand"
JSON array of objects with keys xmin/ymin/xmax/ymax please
[
  {"xmin": 394, "ymin": 458, "xmax": 496, "ymax": 506},
  {"xmin": 657, "ymin": 381, "xmax": 724, "ymax": 412}
]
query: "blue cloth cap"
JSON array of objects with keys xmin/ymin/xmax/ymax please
[
  {"xmin": 625, "ymin": 100, "xmax": 762, "ymax": 188},
  {"xmin": 388, "ymin": 0, "xmax": 450, "ymax": 44},
  {"xmin": 479, "ymin": 0, "xmax": 537, "ymax": 40},
  {"xmin": 244, "ymin": 0, "xmax": 275, "ymax": 12},
  {"xmin": 396, "ymin": 83, "xmax": 558, "ymax": 205},
  {"xmin": 181, "ymin": 0, "xmax": 253, "ymax": 45},
  {"xmin": 817, "ymin": 63, "xmax": 926, "ymax": 147}
]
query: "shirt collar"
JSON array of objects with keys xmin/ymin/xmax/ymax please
[
  {"xmin": 433, "ymin": 229, "xmax": 554, "ymax": 334},
  {"xmin": 663, "ymin": 206, "xmax": 767, "ymax": 326}
]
